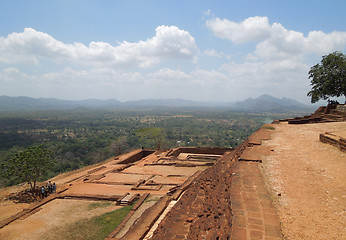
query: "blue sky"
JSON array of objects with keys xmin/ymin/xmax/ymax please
[{"xmin": 0, "ymin": 0, "xmax": 345, "ymax": 104}]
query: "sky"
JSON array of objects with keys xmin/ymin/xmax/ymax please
[{"xmin": 0, "ymin": 0, "xmax": 345, "ymax": 104}]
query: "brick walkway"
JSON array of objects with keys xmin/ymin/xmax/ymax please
[{"xmin": 230, "ymin": 161, "xmax": 282, "ymax": 240}]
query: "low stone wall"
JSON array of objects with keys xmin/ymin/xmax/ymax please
[
  {"xmin": 150, "ymin": 149, "xmax": 241, "ymax": 239},
  {"xmin": 320, "ymin": 133, "xmax": 346, "ymax": 152},
  {"xmin": 341, "ymin": 138, "xmax": 346, "ymax": 152},
  {"xmin": 167, "ymin": 147, "xmax": 233, "ymax": 157},
  {"xmin": 119, "ymin": 195, "xmax": 171, "ymax": 240},
  {"xmin": 336, "ymin": 104, "xmax": 346, "ymax": 112},
  {"xmin": 117, "ymin": 150, "xmax": 155, "ymax": 164},
  {"xmin": 106, "ymin": 193, "xmax": 150, "ymax": 239},
  {"xmin": 287, "ymin": 104, "xmax": 346, "ymax": 124}
]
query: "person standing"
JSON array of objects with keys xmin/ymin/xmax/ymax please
[
  {"xmin": 41, "ymin": 186, "xmax": 45, "ymax": 199},
  {"xmin": 44, "ymin": 184, "xmax": 48, "ymax": 197},
  {"xmin": 48, "ymin": 181, "xmax": 53, "ymax": 193},
  {"xmin": 52, "ymin": 182, "xmax": 56, "ymax": 193}
]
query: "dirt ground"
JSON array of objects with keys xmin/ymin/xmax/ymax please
[
  {"xmin": 1, "ymin": 122, "xmax": 344, "ymax": 239},
  {"xmin": 0, "ymin": 149, "xmax": 211, "ymax": 239},
  {"xmin": 261, "ymin": 122, "xmax": 346, "ymax": 240},
  {"xmin": 0, "ymin": 185, "xmax": 32, "ymax": 222},
  {"xmin": 0, "ymin": 199, "xmax": 122, "ymax": 240}
]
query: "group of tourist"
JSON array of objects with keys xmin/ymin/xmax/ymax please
[{"xmin": 40, "ymin": 181, "xmax": 56, "ymax": 198}]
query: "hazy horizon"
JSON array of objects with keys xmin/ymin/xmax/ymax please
[
  {"xmin": 0, "ymin": 1, "xmax": 345, "ymax": 105},
  {"xmin": 3, "ymin": 93, "xmax": 340, "ymax": 107}
]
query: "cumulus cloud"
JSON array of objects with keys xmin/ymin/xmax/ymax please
[
  {"xmin": 0, "ymin": 67, "xmax": 32, "ymax": 83},
  {"xmin": 149, "ymin": 68, "xmax": 189, "ymax": 82},
  {"xmin": 217, "ymin": 59, "xmax": 311, "ymax": 101},
  {"xmin": 206, "ymin": 16, "xmax": 271, "ymax": 43},
  {"xmin": 207, "ymin": 16, "xmax": 346, "ymax": 60},
  {"xmin": 0, "ymin": 26, "xmax": 197, "ymax": 68},
  {"xmin": 254, "ymin": 25, "xmax": 346, "ymax": 60},
  {"xmin": 221, "ymin": 59, "xmax": 308, "ymax": 82},
  {"xmin": 204, "ymin": 49, "xmax": 230, "ymax": 59},
  {"xmin": 0, "ymin": 62, "xmax": 312, "ymax": 103},
  {"xmin": 2, "ymin": 16, "xmax": 344, "ymax": 103}
]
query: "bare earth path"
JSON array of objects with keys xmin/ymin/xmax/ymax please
[{"xmin": 261, "ymin": 122, "xmax": 346, "ymax": 240}]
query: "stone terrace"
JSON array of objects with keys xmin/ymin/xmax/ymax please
[{"xmin": 150, "ymin": 126, "xmax": 282, "ymax": 240}]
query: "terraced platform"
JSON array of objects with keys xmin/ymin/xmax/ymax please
[
  {"xmin": 1, "ymin": 118, "xmax": 345, "ymax": 240},
  {"xmin": 0, "ymin": 147, "xmax": 231, "ymax": 240}
]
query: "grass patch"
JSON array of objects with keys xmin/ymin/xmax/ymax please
[
  {"xmin": 88, "ymin": 201, "xmax": 111, "ymax": 210},
  {"xmin": 47, "ymin": 204, "xmax": 134, "ymax": 240},
  {"xmin": 262, "ymin": 126, "xmax": 275, "ymax": 130},
  {"xmin": 144, "ymin": 195, "xmax": 160, "ymax": 202},
  {"xmin": 92, "ymin": 204, "xmax": 133, "ymax": 238}
]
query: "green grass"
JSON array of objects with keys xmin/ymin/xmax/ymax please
[
  {"xmin": 87, "ymin": 201, "xmax": 111, "ymax": 210},
  {"xmin": 262, "ymin": 126, "xmax": 275, "ymax": 130},
  {"xmin": 92, "ymin": 204, "xmax": 133, "ymax": 238},
  {"xmin": 144, "ymin": 195, "xmax": 160, "ymax": 202},
  {"xmin": 48, "ymin": 204, "xmax": 134, "ymax": 240}
]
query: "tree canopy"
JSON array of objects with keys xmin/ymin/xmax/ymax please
[
  {"xmin": 136, "ymin": 127, "xmax": 164, "ymax": 149},
  {"xmin": 3, "ymin": 145, "xmax": 54, "ymax": 192},
  {"xmin": 307, "ymin": 51, "xmax": 346, "ymax": 103}
]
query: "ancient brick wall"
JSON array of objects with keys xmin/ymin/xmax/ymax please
[
  {"xmin": 167, "ymin": 147, "xmax": 233, "ymax": 157},
  {"xmin": 320, "ymin": 134, "xmax": 346, "ymax": 152},
  {"xmin": 336, "ymin": 104, "xmax": 346, "ymax": 112},
  {"xmin": 117, "ymin": 150, "xmax": 155, "ymax": 164},
  {"xmin": 151, "ymin": 142, "xmax": 248, "ymax": 239}
]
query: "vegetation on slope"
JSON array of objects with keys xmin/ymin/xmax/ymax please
[{"xmin": 0, "ymin": 108, "xmax": 302, "ymax": 187}]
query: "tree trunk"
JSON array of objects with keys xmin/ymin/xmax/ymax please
[
  {"xmin": 33, "ymin": 180, "xmax": 36, "ymax": 193},
  {"xmin": 29, "ymin": 181, "xmax": 34, "ymax": 192}
]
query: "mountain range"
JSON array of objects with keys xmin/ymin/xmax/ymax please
[
  {"xmin": 232, "ymin": 94, "xmax": 312, "ymax": 112},
  {"xmin": 0, "ymin": 95, "xmax": 313, "ymax": 112}
]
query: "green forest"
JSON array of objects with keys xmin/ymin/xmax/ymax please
[{"xmin": 0, "ymin": 108, "xmax": 299, "ymax": 187}]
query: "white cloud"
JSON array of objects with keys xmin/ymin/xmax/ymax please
[
  {"xmin": 149, "ymin": 68, "xmax": 189, "ymax": 82},
  {"xmin": 0, "ymin": 67, "xmax": 32, "ymax": 83},
  {"xmin": 207, "ymin": 16, "xmax": 346, "ymax": 61},
  {"xmin": 0, "ymin": 26, "xmax": 197, "ymax": 68},
  {"xmin": 217, "ymin": 59, "xmax": 311, "ymax": 101},
  {"xmin": 206, "ymin": 16, "xmax": 271, "ymax": 43},
  {"xmin": 2, "ymin": 16, "xmax": 343, "ymax": 104},
  {"xmin": 204, "ymin": 49, "xmax": 222, "ymax": 58},
  {"xmin": 0, "ymin": 61, "xmax": 312, "ymax": 103},
  {"xmin": 221, "ymin": 59, "xmax": 308, "ymax": 82},
  {"xmin": 204, "ymin": 49, "xmax": 230, "ymax": 59},
  {"xmin": 204, "ymin": 15, "xmax": 345, "ymax": 102},
  {"xmin": 254, "ymin": 23, "xmax": 346, "ymax": 60}
]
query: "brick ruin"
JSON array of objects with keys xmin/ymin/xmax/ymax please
[
  {"xmin": 121, "ymin": 127, "xmax": 282, "ymax": 240},
  {"xmin": 272, "ymin": 104, "xmax": 346, "ymax": 124},
  {"xmin": 320, "ymin": 131, "xmax": 346, "ymax": 152},
  {"xmin": 0, "ymin": 146, "xmax": 233, "ymax": 238},
  {"xmin": 0, "ymin": 128, "xmax": 284, "ymax": 240},
  {"xmin": 272, "ymin": 103, "xmax": 346, "ymax": 152},
  {"xmin": 1, "ymin": 106, "xmax": 344, "ymax": 239}
]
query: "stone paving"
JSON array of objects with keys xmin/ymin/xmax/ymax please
[{"xmin": 230, "ymin": 161, "xmax": 282, "ymax": 240}]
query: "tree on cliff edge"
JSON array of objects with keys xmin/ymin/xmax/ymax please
[
  {"xmin": 2, "ymin": 145, "xmax": 54, "ymax": 192},
  {"xmin": 307, "ymin": 51, "xmax": 346, "ymax": 103}
]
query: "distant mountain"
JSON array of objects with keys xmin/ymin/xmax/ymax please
[
  {"xmin": 0, "ymin": 96, "xmax": 228, "ymax": 111},
  {"xmin": 0, "ymin": 96, "xmax": 121, "ymax": 111},
  {"xmin": 0, "ymin": 95, "xmax": 313, "ymax": 112},
  {"xmin": 123, "ymin": 98, "xmax": 193, "ymax": 107},
  {"xmin": 232, "ymin": 94, "xmax": 313, "ymax": 112},
  {"xmin": 123, "ymin": 98, "xmax": 226, "ymax": 108}
]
